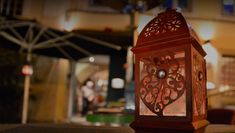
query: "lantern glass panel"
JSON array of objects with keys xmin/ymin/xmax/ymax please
[
  {"xmin": 139, "ymin": 50, "xmax": 186, "ymax": 117},
  {"xmin": 192, "ymin": 48, "xmax": 207, "ymax": 116}
]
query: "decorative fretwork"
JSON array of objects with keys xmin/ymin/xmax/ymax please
[
  {"xmin": 193, "ymin": 53, "xmax": 206, "ymax": 116},
  {"xmin": 139, "ymin": 51, "xmax": 186, "ymax": 116},
  {"xmin": 144, "ymin": 10, "xmax": 182, "ymax": 37}
]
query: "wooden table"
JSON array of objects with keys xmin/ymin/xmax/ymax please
[
  {"xmin": 0, "ymin": 124, "xmax": 235, "ymax": 133},
  {"xmin": 205, "ymin": 124, "xmax": 235, "ymax": 132}
]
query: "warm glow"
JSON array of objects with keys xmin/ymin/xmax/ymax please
[
  {"xmin": 63, "ymin": 13, "xmax": 78, "ymax": 31},
  {"xmin": 219, "ymin": 85, "xmax": 230, "ymax": 92},
  {"xmin": 202, "ymin": 42, "xmax": 218, "ymax": 65},
  {"xmin": 22, "ymin": 65, "xmax": 33, "ymax": 75},
  {"xmin": 198, "ymin": 23, "xmax": 215, "ymax": 40},
  {"xmin": 89, "ymin": 56, "xmax": 95, "ymax": 62},
  {"xmin": 111, "ymin": 78, "xmax": 124, "ymax": 89},
  {"xmin": 64, "ymin": 19, "xmax": 77, "ymax": 31},
  {"xmin": 97, "ymin": 79, "xmax": 103, "ymax": 86},
  {"xmin": 207, "ymin": 81, "xmax": 215, "ymax": 89}
]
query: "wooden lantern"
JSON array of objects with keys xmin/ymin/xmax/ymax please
[{"xmin": 130, "ymin": 9, "xmax": 209, "ymax": 133}]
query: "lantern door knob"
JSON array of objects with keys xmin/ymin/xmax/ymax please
[
  {"xmin": 157, "ymin": 69, "xmax": 167, "ymax": 79},
  {"xmin": 198, "ymin": 71, "xmax": 203, "ymax": 81}
]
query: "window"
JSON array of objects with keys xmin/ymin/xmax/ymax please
[
  {"xmin": 163, "ymin": 0, "xmax": 173, "ymax": 8},
  {"xmin": 177, "ymin": 0, "xmax": 192, "ymax": 11},
  {"xmin": 0, "ymin": 0, "xmax": 24, "ymax": 16},
  {"xmin": 222, "ymin": 0, "xmax": 235, "ymax": 15},
  {"xmin": 89, "ymin": 0, "xmax": 105, "ymax": 7},
  {"xmin": 43, "ymin": 0, "xmax": 69, "ymax": 17},
  {"xmin": 162, "ymin": 0, "xmax": 192, "ymax": 12},
  {"xmin": 220, "ymin": 55, "xmax": 235, "ymax": 87},
  {"xmin": 77, "ymin": 0, "xmax": 117, "ymax": 13}
]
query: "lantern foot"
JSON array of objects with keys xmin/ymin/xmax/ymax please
[{"xmin": 130, "ymin": 119, "xmax": 209, "ymax": 133}]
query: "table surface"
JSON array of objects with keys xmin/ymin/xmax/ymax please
[{"xmin": 0, "ymin": 124, "xmax": 235, "ymax": 133}]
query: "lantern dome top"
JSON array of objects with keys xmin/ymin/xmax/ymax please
[{"xmin": 135, "ymin": 9, "xmax": 200, "ymax": 47}]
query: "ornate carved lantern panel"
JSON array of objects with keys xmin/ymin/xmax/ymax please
[
  {"xmin": 131, "ymin": 9, "xmax": 209, "ymax": 133},
  {"xmin": 138, "ymin": 50, "xmax": 186, "ymax": 117},
  {"xmin": 192, "ymin": 47, "xmax": 207, "ymax": 117}
]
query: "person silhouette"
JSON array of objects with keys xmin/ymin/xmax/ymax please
[{"xmin": 81, "ymin": 79, "xmax": 95, "ymax": 115}]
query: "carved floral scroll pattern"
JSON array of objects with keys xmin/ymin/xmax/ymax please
[
  {"xmin": 193, "ymin": 53, "xmax": 206, "ymax": 116},
  {"xmin": 139, "ymin": 51, "xmax": 186, "ymax": 116}
]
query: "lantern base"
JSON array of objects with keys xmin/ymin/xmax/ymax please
[{"xmin": 130, "ymin": 119, "xmax": 209, "ymax": 133}]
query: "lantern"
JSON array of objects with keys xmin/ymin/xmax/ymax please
[{"xmin": 130, "ymin": 9, "xmax": 209, "ymax": 133}]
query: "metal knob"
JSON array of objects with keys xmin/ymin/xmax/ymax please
[
  {"xmin": 157, "ymin": 69, "xmax": 167, "ymax": 79},
  {"xmin": 198, "ymin": 71, "xmax": 203, "ymax": 81}
]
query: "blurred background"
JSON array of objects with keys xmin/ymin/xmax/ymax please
[{"xmin": 0, "ymin": 0, "xmax": 235, "ymax": 126}]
